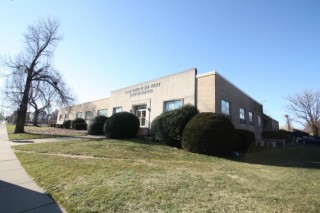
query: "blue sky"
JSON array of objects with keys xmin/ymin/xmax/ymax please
[{"xmin": 1, "ymin": 0, "xmax": 319, "ymax": 128}]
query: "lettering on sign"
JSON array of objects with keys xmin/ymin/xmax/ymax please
[{"xmin": 125, "ymin": 83, "xmax": 161, "ymax": 97}]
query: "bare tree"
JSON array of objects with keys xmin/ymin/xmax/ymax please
[
  {"xmin": 1, "ymin": 18, "xmax": 74, "ymax": 133},
  {"xmin": 286, "ymin": 90, "xmax": 320, "ymax": 136},
  {"xmin": 29, "ymin": 81, "xmax": 58, "ymax": 126}
]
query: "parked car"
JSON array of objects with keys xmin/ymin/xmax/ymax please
[{"xmin": 298, "ymin": 136, "xmax": 320, "ymax": 144}]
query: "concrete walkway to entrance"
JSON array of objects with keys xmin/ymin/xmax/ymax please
[{"xmin": 0, "ymin": 121, "xmax": 66, "ymax": 213}]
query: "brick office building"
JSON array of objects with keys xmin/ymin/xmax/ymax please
[{"xmin": 57, "ymin": 68, "xmax": 278, "ymax": 138}]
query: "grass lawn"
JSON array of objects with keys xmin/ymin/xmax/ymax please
[
  {"xmin": 14, "ymin": 139, "xmax": 320, "ymax": 212},
  {"xmin": 6, "ymin": 124, "xmax": 87, "ymax": 140}
]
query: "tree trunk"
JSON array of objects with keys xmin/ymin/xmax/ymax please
[
  {"xmin": 33, "ymin": 110, "xmax": 39, "ymax": 126},
  {"xmin": 312, "ymin": 125, "xmax": 319, "ymax": 137},
  {"xmin": 14, "ymin": 75, "xmax": 32, "ymax": 133},
  {"xmin": 14, "ymin": 109, "xmax": 26, "ymax": 133}
]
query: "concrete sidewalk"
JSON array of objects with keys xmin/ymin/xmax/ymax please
[{"xmin": 0, "ymin": 122, "xmax": 66, "ymax": 213}]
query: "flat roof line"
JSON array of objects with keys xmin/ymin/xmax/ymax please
[
  {"xmin": 196, "ymin": 70, "xmax": 262, "ymax": 106},
  {"xmin": 111, "ymin": 68, "xmax": 197, "ymax": 93}
]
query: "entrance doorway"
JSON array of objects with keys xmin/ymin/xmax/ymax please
[{"xmin": 135, "ymin": 105, "xmax": 147, "ymax": 127}]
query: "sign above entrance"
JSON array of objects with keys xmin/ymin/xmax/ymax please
[{"xmin": 125, "ymin": 82, "xmax": 161, "ymax": 97}]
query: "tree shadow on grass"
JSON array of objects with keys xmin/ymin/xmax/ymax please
[
  {"xmin": 127, "ymin": 137, "xmax": 162, "ymax": 144},
  {"xmin": 227, "ymin": 144, "xmax": 320, "ymax": 169},
  {"xmin": 91, "ymin": 137, "xmax": 320, "ymax": 169}
]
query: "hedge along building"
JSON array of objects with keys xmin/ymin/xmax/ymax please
[
  {"xmin": 57, "ymin": 98, "xmax": 109, "ymax": 125},
  {"xmin": 57, "ymin": 68, "xmax": 279, "ymax": 138}
]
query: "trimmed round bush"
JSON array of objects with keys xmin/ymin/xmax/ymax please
[
  {"xmin": 88, "ymin": 115, "xmax": 108, "ymax": 135},
  {"xmin": 56, "ymin": 124, "xmax": 63, "ymax": 128},
  {"xmin": 105, "ymin": 112, "xmax": 140, "ymax": 139},
  {"xmin": 151, "ymin": 104, "xmax": 199, "ymax": 147},
  {"xmin": 182, "ymin": 112, "xmax": 237, "ymax": 156},
  {"xmin": 62, "ymin": 119, "xmax": 71, "ymax": 129},
  {"xmin": 71, "ymin": 118, "xmax": 86, "ymax": 129},
  {"xmin": 236, "ymin": 129, "xmax": 255, "ymax": 153},
  {"xmin": 74, "ymin": 123, "xmax": 88, "ymax": 130}
]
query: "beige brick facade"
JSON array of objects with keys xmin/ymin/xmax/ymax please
[
  {"xmin": 196, "ymin": 71, "xmax": 264, "ymax": 138},
  {"xmin": 109, "ymin": 68, "xmax": 196, "ymax": 129},
  {"xmin": 196, "ymin": 73, "xmax": 215, "ymax": 112},
  {"xmin": 57, "ymin": 98, "xmax": 109, "ymax": 125}
]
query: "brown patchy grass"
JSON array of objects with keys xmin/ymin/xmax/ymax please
[
  {"xmin": 14, "ymin": 139, "xmax": 320, "ymax": 212},
  {"xmin": 6, "ymin": 124, "xmax": 87, "ymax": 140}
]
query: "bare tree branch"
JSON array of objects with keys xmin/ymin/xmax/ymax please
[
  {"xmin": 0, "ymin": 17, "xmax": 75, "ymax": 133},
  {"xmin": 286, "ymin": 90, "xmax": 320, "ymax": 136}
]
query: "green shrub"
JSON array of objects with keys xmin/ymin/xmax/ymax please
[
  {"xmin": 55, "ymin": 124, "xmax": 63, "ymax": 128},
  {"xmin": 182, "ymin": 112, "xmax": 237, "ymax": 156},
  {"xmin": 151, "ymin": 110, "xmax": 170, "ymax": 140},
  {"xmin": 71, "ymin": 118, "xmax": 86, "ymax": 129},
  {"xmin": 262, "ymin": 130, "xmax": 292, "ymax": 143},
  {"xmin": 105, "ymin": 112, "xmax": 140, "ymax": 139},
  {"xmin": 62, "ymin": 120, "xmax": 72, "ymax": 129},
  {"xmin": 74, "ymin": 123, "xmax": 88, "ymax": 130},
  {"xmin": 151, "ymin": 104, "xmax": 199, "ymax": 147},
  {"xmin": 236, "ymin": 129, "xmax": 255, "ymax": 153},
  {"xmin": 88, "ymin": 115, "xmax": 108, "ymax": 135}
]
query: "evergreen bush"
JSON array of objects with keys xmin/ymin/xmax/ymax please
[
  {"xmin": 236, "ymin": 129, "xmax": 255, "ymax": 152},
  {"xmin": 71, "ymin": 118, "xmax": 86, "ymax": 129},
  {"xmin": 74, "ymin": 123, "xmax": 88, "ymax": 130},
  {"xmin": 105, "ymin": 112, "xmax": 140, "ymax": 139},
  {"xmin": 182, "ymin": 112, "xmax": 237, "ymax": 156},
  {"xmin": 88, "ymin": 115, "xmax": 108, "ymax": 135},
  {"xmin": 151, "ymin": 104, "xmax": 199, "ymax": 147},
  {"xmin": 62, "ymin": 119, "xmax": 72, "ymax": 129}
]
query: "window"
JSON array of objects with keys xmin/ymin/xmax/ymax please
[
  {"xmin": 59, "ymin": 114, "xmax": 63, "ymax": 121},
  {"xmin": 65, "ymin": 114, "xmax": 69, "ymax": 119},
  {"xmin": 76, "ymin": 112, "xmax": 82, "ymax": 118},
  {"xmin": 164, "ymin": 100, "xmax": 183, "ymax": 112},
  {"xmin": 221, "ymin": 100, "xmax": 230, "ymax": 116},
  {"xmin": 249, "ymin": 112, "xmax": 254, "ymax": 125},
  {"xmin": 240, "ymin": 108, "xmax": 246, "ymax": 124},
  {"xmin": 85, "ymin": 111, "xmax": 93, "ymax": 119},
  {"xmin": 97, "ymin": 109, "xmax": 108, "ymax": 116},
  {"xmin": 258, "ymin": 115, "xmax": 262, "ymax": 127},
  {"xmin": 113, "ymin": 107, "xmax": 122, "ymax": 114}
]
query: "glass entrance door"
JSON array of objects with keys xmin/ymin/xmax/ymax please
[{"xmin": 135, "ymin": 105, "xmax": 147, "ymax": 127}]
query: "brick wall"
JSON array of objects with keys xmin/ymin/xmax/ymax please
[{"xmin": 197, "ymin": 71, "xmax": 264, "ymax": 139}]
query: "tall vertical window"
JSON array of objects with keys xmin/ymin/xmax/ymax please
[
  {"xmin": 65, "ymin": 114, "xmax": 69, "ymax": 119},
  {"xmin": 59, "ymin": 114, "xmax": 63, "ymax": 121},
  {"xmin": 97, "ymin": 109, "xmax": 108, "ymax": 116},
  {"xmin": 76, "ymin": 112, "xmax": 82, "ymax": 118},
  {"xmin": 249, "ymin": 112, "xmax": 254, "ymax": 125},
  {"xmin": 240, "ymin": 108, "xmax": 246, "ymax": 123},
  {"xmin": 221, "ymin": 100, "xmax": 230, "ymax": 116},
  {"xmin": 164, "ymin": 100, "xmax": 183, "ymax": 112},
  {"xmin": 258, "ymin": 115, "xmax": 262, "ymax": 127},
  {"xmin": 85, "ymin": 111, "xmax": 93, "ymax": 119},
  {"xmin": 113, "ymin": 107, "xmax": 122, "ymax": 114}
]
